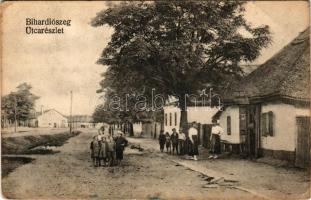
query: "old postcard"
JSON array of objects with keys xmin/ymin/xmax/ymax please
[{"xmin": 1, "ymin": 1, "xmax": 310, "ymax": 199}]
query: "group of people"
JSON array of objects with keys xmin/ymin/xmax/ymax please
[
  {"xmin": 158, "ymin": 122, "xmax": 199, "ymax": 161},
  {"xmin": 158, "ymin": 121, "xmax": 223, "ymax": 160},
  {"xmin": 90, "ymin": 126, "xmax": 128, "ymax": 167}
]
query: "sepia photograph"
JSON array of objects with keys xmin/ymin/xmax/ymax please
[{"xmin": 1, "ymin": 1, "xmax": 310, "ymax": 199}]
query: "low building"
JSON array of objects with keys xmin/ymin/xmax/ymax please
[
  {"xmin": 215, "ymin": 28, "xmax": 310, "ymax": 167},
  {"xmin": 163, "ymin": 102, "xmax": 219, "ymax": 148},
  {"xmin": 67, "ymin": 115, "xmax": 94, "ymax": 128},
  {"xmin": 37, "ymin": 109, "xmax": 68, "ymax": 128},
  {"xmin": 132, "ymin": 120, "xmax": 162, "ymax": 138},
  {"xmin": 163, "ymin": 105, "xmax": 219, "ymax": 134}
]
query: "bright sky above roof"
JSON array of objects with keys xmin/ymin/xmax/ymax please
[{"xmin": 2, "ymin": 1, "xmax": 309, "ymax": 115}]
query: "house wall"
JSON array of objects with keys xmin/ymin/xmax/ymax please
[
  {"xmin": 153, "ymin": 122, "xmax": 162, "ymax": 138},
  {"xmin": 141, "ymin": 122, "xmax": 162, "ymax": 138},
  {"xmin": 163, "ymin": 106, "xmax": 219, "ymax": 134},
  {"xmin": 133, "ymin": 122, "xmax": 143, "ymax": 136},
  {"xmin": 38, "ymin": 110, "xmax": 68, "ymax": 128},
  {"xmin": 260, "ymin": 103, "xmax": 310, "ymax": 152},
  {"xmin": 142, "ymin": 122, "xmax": 152, "ymax": 137},
  {"xmin": 163, "ymin": 106, "xmax": 180, "ymax": 134},
  {"xmin": 219, "ymin": 105, "xmax": 240, "ymax": 144},
  {"xmin": 188, "ymin": 107, "xmax": 219, "ymax": 124}
]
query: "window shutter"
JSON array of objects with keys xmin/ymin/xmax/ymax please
[
  {"xmin": 169, "ymin": 113, "xmax": 172, "ymax": 126},
  {"xmin": 261, "ymin": 113, "xmax": 267, "ymax": 137},
  {"xmin": 268, "ymin": 111, "xmax": 274, "ymax": 136},
  {"xmin": 227, "ymin": 116, "xmax": 231, "ymax": 135}
]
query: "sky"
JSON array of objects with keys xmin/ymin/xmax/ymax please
[{"xmin": 1, "ymin": 1, "xmax": 309, "ymax": 115}]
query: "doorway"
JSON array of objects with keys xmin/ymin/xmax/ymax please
[
  {"xmin": 246, "ymin": 104, "xmax": 261, "ymax": 158},
  {"xmin": 295, "ymin": 116, "xmax": 310, "ymax": 168},
  {"xmin": 202, "ymin": 124, "xmax": 212, "ymax": 149}
]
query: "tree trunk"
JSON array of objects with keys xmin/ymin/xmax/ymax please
[
  {"xmin": 179, "ymin": 96, "xmax": 189, "ymax": 135},
  {"xmin": 123, "ymin": 122, "xmax": 126, "ymax": 134},
  {"xmin": 180, "ymin": 109, "xmax": 188, "ymax": 134},
  {"xmin": 129, "ymin": 122, "xmax": 134, "ymax": 136}
]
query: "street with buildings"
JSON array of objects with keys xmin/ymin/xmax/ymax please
[
  {"xmin": 2, "ymin": 128, "xmax": 309, "ymax": 199},
  {"xmin": 1, "ymin": 2, "xmax": 310, "ymax": 199}
]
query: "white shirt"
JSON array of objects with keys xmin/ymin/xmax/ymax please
[
  {"xmin": 211, "ymin": 125, "xmax": 224, "ymax": 135},
  {"xmin": 188, "ymin": 127, "xmax": 198, "ymax": 143},
  {"xmin": 178, "ymin": 132, "xmax": 186, "ymax": 140},
  {"xmin": 97, "ymin": 134, "xmax": 104, "ymax": 141}
]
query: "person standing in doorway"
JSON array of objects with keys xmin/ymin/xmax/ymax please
[
  {"xmin": 188, "ymin": 123, "xmax": 199, "ymax": 161},
  {"xmin": 171, "ymin": 128, "xmax": 179, "ymax": 155},
  {"xmin": 209, "ymin": 120, "xmax": 223, "ymax": 159},
  {"xmin": 158, "ymin": 130, "xmax": 166, "ymax": 153},
  {"xmin": 178, "ymin": 129, "xmax": 186, "ymax": 155}
]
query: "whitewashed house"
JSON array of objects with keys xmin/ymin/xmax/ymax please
[
  {"xmin": 133, "ymin": 122, "xmax": 143, "ymax": 136},
  {"xmin": 215, "ymin": 29, "xmax": 310, "ymax": 167},
  {"xmin": 37, "ymin": 109, "xmax": 68, "ymax": 128},
  {"xmin": 163, "ymin": 105, "xmax": 219, "ymax": 134},
  {"xmin": 163, "ymin": 101, "xmax": 219, "ymax": 148}
]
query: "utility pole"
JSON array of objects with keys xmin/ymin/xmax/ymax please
[
  {"xmin": 70, "ymin": 91, "xmax": 73, "ymax": 134},
  {"xmin": 14, "ymin": 96, "xmax": 17, "ymax": 133}
]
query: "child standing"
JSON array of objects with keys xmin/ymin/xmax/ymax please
[
  {"xmin": 99, "ymin": 137, "xmax": 108, "ymax": 166},
  {"xmin": 165, "ymin": 132, "xmax": 171, "ymax": 154},
  {"xmin": 158, "ymin": 130, "xmax": 166, "ymax": 153},
  {"xmin": 90, "ymin": 136, "xmax": 101, "ymax": 167},
  {"xmin": 115, "ymin": 132, "xmax": 128, "ymax": 166},
  {"xmin": 90, "ymin": 136, "xmax": 95, "ymax": 166},
  {"xmin": 107, "ymin": 135, "xmax": 116, "ymax": 166}
]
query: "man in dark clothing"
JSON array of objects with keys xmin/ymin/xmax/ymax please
[
  {"xmin": 171, "ymin": 128, "xmax": 179, "ymax": 155},
  {"xmin": 115, "ymin": 132, "xmax": 128, "ymax": 166},
  {"xmin": 158, "ymin": 130, "xmax": 166, "ymax": 152},
  {"xmin": 178, "ymin": 129, "xmax": 186, "ymax": 155}
]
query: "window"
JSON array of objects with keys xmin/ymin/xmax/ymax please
[
  {"xmin": 165, "ymin": 113, "xmax": 167, "ymax": 126},
  {"xmin": 227, "ymin": 116, "xmax": 231, "ymax": 135},
  {"xmin": 169, "ymin": 113, "xmax": 172, "ymax": 126},
  {"xmin": 174, "ymin": 112, "xmax": 177, "ymax": 126},
  {"xmin": 261, "ymin": 111, "xmax": 274, "ymax": 136}
]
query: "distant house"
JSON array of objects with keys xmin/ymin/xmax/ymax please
[
  {"xmin": 163, "ymin": 104, "xmax": 219, "ymax": 133},
  {"xmin": 37, "ymin": 109, "xmax": 68, "ymax": 128},
  {"xmin": 215, "ymin": 28, "xmax": 310, "ymax": 167},
  {"xmin": 132, "ymin": 120, "xmax": 159, "ymax": 138},
  {"xmin": 67, "ymin": 115, "xmax": 94, "ymax": 128},
  {"xmin": 163, "ymin": 101, "xmax": 219, "ymax": 148}
]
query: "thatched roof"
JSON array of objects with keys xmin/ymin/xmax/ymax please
[{"xmin": 223, "ymin": 28, "xmax": 310, "ymax": 104}]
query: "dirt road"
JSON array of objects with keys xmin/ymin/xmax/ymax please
[{"xmin": 2, "ymin": 129, "xmax": 257, "ymax": 199}]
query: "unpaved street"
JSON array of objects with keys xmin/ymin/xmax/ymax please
[{"xmin": 2, "ymin": 129, "xmax": 257, "ymax": 199}]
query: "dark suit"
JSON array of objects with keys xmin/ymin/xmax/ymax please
[{"xmin": 171, "ymin": 132, "xmax": 179, "ymax": 155}]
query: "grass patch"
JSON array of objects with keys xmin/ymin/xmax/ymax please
[
  {"xmin": 2, "ymin": 131, "xmax": 80, "ymax": 155},
  {"xmin": 2, "ymin": 156, "xmax": 34, "ymax": 178}
]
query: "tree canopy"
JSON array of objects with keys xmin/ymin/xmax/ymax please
[
  {"xmin": 1, "ymin": 83, "xmax": 40, "ymax": 122},
  {"xmin": 91, "ymin": 1, "xmax": 271, "ymax": 127}
]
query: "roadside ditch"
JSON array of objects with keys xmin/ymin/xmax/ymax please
[{"xmin": 2, "ymin": 131, "xmax": 80, "ymax": 177}]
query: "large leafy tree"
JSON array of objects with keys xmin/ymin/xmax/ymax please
[
  {"xmin": 91, "ymin": 1, "xmax": 271, "ymax": 130},
  {"xmin": 1, "ymin": 83, "xmax": 40, "ymax": 124}
]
